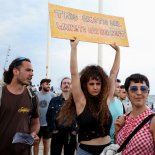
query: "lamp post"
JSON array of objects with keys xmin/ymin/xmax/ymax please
[
  {"xmin": 4, "ymin": 46, "xmax": 11, "ymax": 71},
  {"xmin": 46, "ymin": 1, "xmax": 51, "ymax": 78},
  {"xmin": 98, "ymin": 0, "xmax": 103, "ymax": 66},
  {"xmin": 46, "ymin": 21, "xmax": 51, "ymax": 78}
]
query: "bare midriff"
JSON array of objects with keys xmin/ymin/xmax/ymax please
[{"xmin": 80, "ymin": 135, "xmax": 111, "ymax": 145}]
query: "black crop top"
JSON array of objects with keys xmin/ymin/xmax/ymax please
[{"xmin": 77, "ymin": 102, "xmax": 112, "ymax": 142}]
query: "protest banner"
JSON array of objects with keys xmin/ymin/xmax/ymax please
[{"xmin": 49, "ymin": 4, "xmax": 129, "ymax": 46}]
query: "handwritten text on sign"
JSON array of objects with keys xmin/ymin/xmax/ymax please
[{"xmin": 49, "ymin": 4, "xmax": 129, "ymax": 46}]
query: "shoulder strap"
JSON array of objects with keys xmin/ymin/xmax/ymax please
[
  {"xmin": 27, "ymin": 86, "xmax": 35, "ymax": 98},
  {"xmin": 0, "ymin": 86, "xmax": 3, "ymax": 107},
  {"xmin": 27, "ymin": 86, "xmax": 37, "ymax": 117},
  {"xmin": 117, "ymin": 113, "xmax": 155, "ymax": 153},
  {"xmin": 0, "ymin": 83, "xmax": 5, "ymax": 107}
]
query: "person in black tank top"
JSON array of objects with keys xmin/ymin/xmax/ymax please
[{"xmin": 57, "ymin": 39, "xmax": 120, "ymax": 155}]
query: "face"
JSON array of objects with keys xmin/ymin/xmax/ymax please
[
  {"xmin": 87, "ymin": 79, "xmax": 101, "ymax": 96},
  {"xmin": 114, "ymin": 81, "xmax": 121, "ymax": 97},
  {"xmin": 14, "ymin": 61, "xmax": 33, "ymax": 86},
  {"xmin": 127, "ymin": 81, "xmax": 149, "ymax": 108},
  {"xmin": 41, "ymin": 82, "xmax": 51, "ymax": 92},
  {"xmin": 119, "ymin": 88, "xmax": 127, "ymax": 100},
  {"xmin": 61, "ymin": 78, "xmax": 71, "ymax": 93}
]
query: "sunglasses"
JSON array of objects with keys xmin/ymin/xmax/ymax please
[
  {"xmin": 129, "ymin": 86, "xmax": 149, "ymax": 93},
  {"xmin": 17, "ymin": 57, "xmax": 27, "ymax": 61}
]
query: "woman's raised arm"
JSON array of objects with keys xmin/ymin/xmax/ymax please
[
  {"xmin": 70, "ymin": 39, "xmax": 85, "ymax": 114},
  {"xmin": 107, "ymin": 43, "xmax": 120, "ymax": 105}
]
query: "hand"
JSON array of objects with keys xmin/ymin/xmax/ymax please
[
  {"xmin": 100, "ymin": 144, "xmax": 120, "ymax": 155},
  {"xmin": 31, "ymin": 132, "xmax": 40, "ymax": 144},
  {"xmin": 52, "ymin": 130, "xmax": 59, "ymax": 134},
  {"xmin": 70, "ymin": 38, "xmax": 79, "ymax": 48},
  {"xmin": 110, "ymin": 42, "xmax": 120, "ymax": 52},
  {"xmin": 114, "ymin": 116, "xmax": 125, "ymax": 134},
  {"xmin": 71, "ymin": 131, "xmax": 77, "ymax": 135}
]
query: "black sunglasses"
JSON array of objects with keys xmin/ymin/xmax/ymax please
[{"xmin": 129, "ymin": 86, "xmax": 149, "ymax": 93}]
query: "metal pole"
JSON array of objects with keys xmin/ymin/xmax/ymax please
[
  {"xmin": 4, "ymin": 45, "xmax": 11, "ymax": 71},
  {"xmin": 46, "ymin": 1, "xmax": 51, "ymax": 78},
  {"xmin": 98, "ymin": 0, "xmax": 103, "ymax": 66},
  {"xmin": 46, "ymin": 21, "xmax": 51, "ymax": 78}
]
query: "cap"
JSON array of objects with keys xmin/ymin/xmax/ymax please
[{"xmin": 40, "ymin": 79, "xmax": 51, "ymax": 85}]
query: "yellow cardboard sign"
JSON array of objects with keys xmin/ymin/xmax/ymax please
[{"xmin": 49, "ymin": 4, "xmax": 129, "ymax": 46}]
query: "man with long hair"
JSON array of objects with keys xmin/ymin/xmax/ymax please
[{"xmin": 0, "ymin": 57, "xmax": 40, "ymax": 155}]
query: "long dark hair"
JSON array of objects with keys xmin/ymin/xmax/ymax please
[
  {"xmin": 3, "ymin": 57, "xmax": 30, "ymax": 84},
  {"xmin": 57, "ymin": 65, "xmax": 111, "ymax": 130}
]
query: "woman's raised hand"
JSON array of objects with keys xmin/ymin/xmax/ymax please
[
  {"xmin": 70, "ymin": 38, "xmax": 79, "ymax": 48},
  {"xmin": 110, "ymin": 42, "xmax": 120, "ymax": 52}
]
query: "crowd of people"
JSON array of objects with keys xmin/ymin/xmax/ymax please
[{"xmin": 0, "ymin": 40, "xmax": 155, "ymax": 155}]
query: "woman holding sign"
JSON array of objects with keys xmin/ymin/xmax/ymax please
[{"xmin": 57, "ymin": 39, "xmax": 120, "ymax": 155}]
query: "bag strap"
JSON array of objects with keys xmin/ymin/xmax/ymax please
[
  {"xmin": 0, "ymin": 82, "xmax": 5, "ymax": 107},
  {"xmin": 0, "ymin": 86, "xmax": 3, "ymax": 107},
  {"xmin": 27, "ymin": 86, "xmax": 37, "ymax": 118},
  {"xmin": 117, "ymin": 113, "xmax": 155, "ymax": 153}
]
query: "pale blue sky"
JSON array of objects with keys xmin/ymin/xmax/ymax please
[{"xmin": 0, "ymin": 0, "xmax": 155, "ymax": 94}]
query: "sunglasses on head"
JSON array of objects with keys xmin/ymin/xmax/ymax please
[
  {"xmin": 14, "ymin": 57, "xmax": 29, "ymax": 67},
  {"xmin": 129, "ymin": 85, "xmax": 149, "ymax": 93},
  {"xmin": 16, "ymin": 57, "xmax": 27, "ymax": 62}
]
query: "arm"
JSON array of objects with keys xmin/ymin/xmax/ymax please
[
  {"xmin": 70, "ymin": 39, "xmax": 86, "ymax": 115},
  {"xmin": 30, "ymin": 95, "xmax": 40, "ymax": 142},
  {"xmin": 150, "ymin": 116, "xmax": 155, "ymax": 143},
  {"xmin": 30, "ymin": 117, "xmax": 40, "ymax": 143},
  {"xmin": 46, "ymin": 99, "xmax": 56, "ymax": 132},
  {"xmin": 114, "ymin": 116, "xmax": 125, "ymax": 137},
  {"xmin": 107, "ymin": 43, "xmax": 120, "ymax": 105}
]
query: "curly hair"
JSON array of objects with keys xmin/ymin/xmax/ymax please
[{"xmin": 57, "ymin": 65, "xmax": 111, "ymax": 130}]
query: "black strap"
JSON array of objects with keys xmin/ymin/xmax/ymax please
[
  {"xmin": 117, "ymin": 113, "xmax": 155, "ymax": 153},
  {"xmin": 0, "ymin": 86, "xmax": 3, "ymax": 107},
  {"xmin": 27, "ymin": 86, "xmax": 37, "ymax": 118}
]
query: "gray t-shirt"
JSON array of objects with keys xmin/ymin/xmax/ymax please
[{"xmin": 36, "ymin": 91, "xmax": 55, "ymax": 126}]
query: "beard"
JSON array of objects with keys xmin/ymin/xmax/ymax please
[
  {"xmin": 18, "ymin": 79, "xmax": 31, "ymax": 86},
  {"xmin": 43, "ymin": 87, "xmax": 50, "ymax": 92}
]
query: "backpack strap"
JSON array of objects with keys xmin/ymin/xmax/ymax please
[
  {"xmin": 27, "ymin": 86, "xmax": 37, "ymax": 118},
  {"xmin": 0, "ymin": 86, "xmax": 3, "ymax": 107},
  {"xmin": 0, "ymin": 82, "xmax": 5, "ymax": 107}
]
